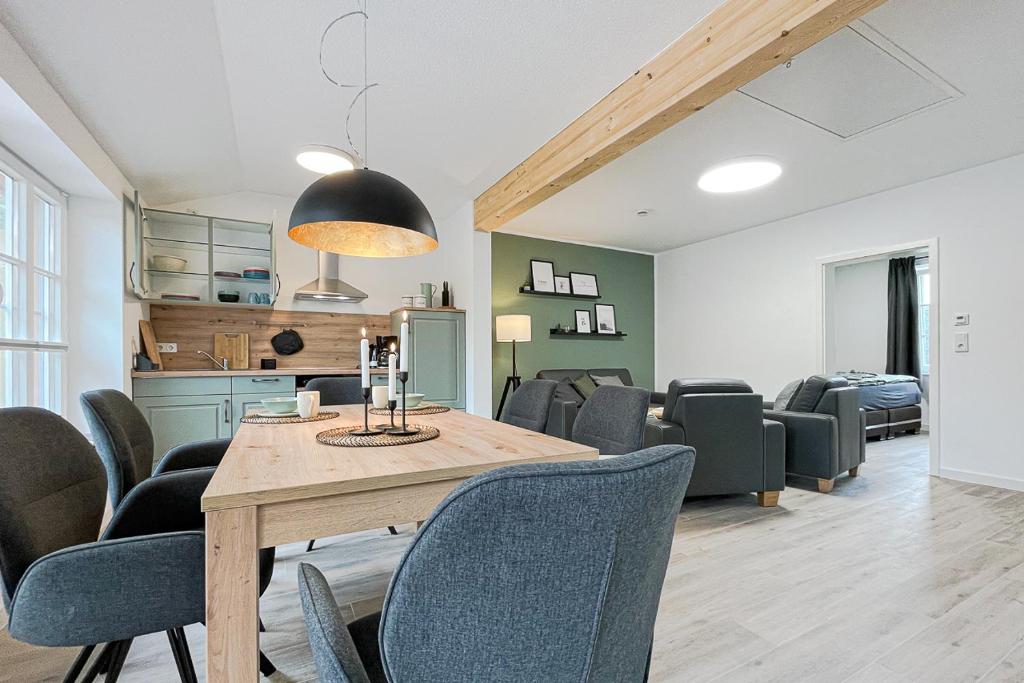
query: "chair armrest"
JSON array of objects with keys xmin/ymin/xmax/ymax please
[
  {"xmin": 763, "ymin": 400, "xmax": 775, "ymax": 410},
  {"xmin": 8, "ymin": 532, "xmax": 205, "ymax": 646},
  {"xmin": 762, "ymin": 419, "xmax": 786, "ymax": 491},
  {"xmin": 650, "ymin": 391, "xmax": 666, "ymax": 406},
  {"xmin": 154, "ymin": 437, "xmax": 231, "ymax": 474},
  {"xmin": 643, "ymin": 418, "xmax": 685, "ymax": 448},
  {"xmin": 103, "ymin": 467, "xmax": 215, "ymax": 538},
  {"xmin": 544, "ymin": 399, "xmax": 578, "ymax": 439},
  {"xmin": 764, "ymin": 410, "xmax": 839, "ymax": 480}
]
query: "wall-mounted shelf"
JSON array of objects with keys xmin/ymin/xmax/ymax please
[
  {"xmin": 519, "ymin": 287, "xmax": 600, "ymax": 300},
  {"xmin": 550, "ymin": 329, "xmax": 627, "ymax": 338}
]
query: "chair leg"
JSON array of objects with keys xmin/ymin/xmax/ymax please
[
  {"xmin": 259, "ymin": 649, "xmax": 277, "ymax": 676},
  {"xmin": 81, "ymin": 641, "xmax": 118, "ymax": 683},
  {"xmin": 306, "ymin": 539, "xmax": 316, "ymax": 552},
  {"xmin": 103, "ymin": 640, "xmax": 132, "ymax": 683},
  {"xmin": 757, "ymin": 491, "xmax": 780, "ymax": 507},
  {"xmin": 169, "ymin": 627, "xmax": 198, "ymax": 683},
  {"xmin": 62, "ymin": 644, "xmax": 95, "ymax": 683},
  {"xmin": 817, "ymin": 478, "xmax": 835, "ymax": 493},
  {"xmin": 388, "ymin": 526, "xmax": 398, "ymax": 535},
  {"xmin": 849, "ymin": 466, "xmax": 860, "ymax": 477},
  {"xmin": 259, "ymin": 617, "xmax": 267, "ymax": 633}
]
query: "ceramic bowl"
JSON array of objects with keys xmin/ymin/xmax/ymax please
[
  {"xmin": 261, "ymin": 397, "xmax": 298, "ymax": 414},
  {"xmin": 217, "ymin": 291, "xmax": 240, "ymax": 303},
  {"xmin": 151, "ymin": 255, "xmax": 188, "ymax": 272},
  {"xmin": 396, "ymin": 392, "xmax": 425, "ymax": 408}
]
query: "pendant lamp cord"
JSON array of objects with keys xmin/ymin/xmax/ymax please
[{"xmin": 319, "ymin": 0, "xmax": 377, "ymax": 168}]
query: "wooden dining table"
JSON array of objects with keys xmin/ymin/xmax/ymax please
[{"xmin": 201, "ymin": 405, "xmax": 598, "ymax": 682}]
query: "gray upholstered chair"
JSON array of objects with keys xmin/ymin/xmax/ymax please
[
  {"xmin": 572, "ymin": 384, "xmax": 651, "ymax": 455},
  {"xmin": 305, "ymin": 376, "xmax": 364, "ymax": 406},
  {"xmin": 0, "ymin": 407, "xmax": 206, "ymax": 682},
  {"xmin": 764, "ymin": 375, "xmax": 866, "ymax": 492},
  {"xmin": 499, "ymin": 378, "xmax": 557, "ymax": 432},
  {"xmin": 644, "ymin": 379, "xmax": 786, "ymax": 506},
  {"xmin": 536, "ymin": 368, "xmax": 664, "ymax": 440},
  {"xmin": 298, "ymin": 444, "xmax": 696, "ymax": 682}
]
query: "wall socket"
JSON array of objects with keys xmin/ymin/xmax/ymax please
[
  {"xmin": 156, "ymin": 343, "xmax": 178, "ymax": 353},
  {"xmin": 954, "ymin": 333, "xmax": 969, "ymax": 353},
  {"xmin": 954, "ymin": 313, "xmax": 970, "ymax": 326}
]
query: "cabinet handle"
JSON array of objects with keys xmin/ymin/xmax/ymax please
[
  {"xmin": 129, "ymin": 261, "xmax": 136, "ymax": 290},
  {"xmin": 275, "ymin": 273, "xmax": 281, "ymax": 298},
  {"xmin": 252, "ymin": 378, "xmax": 280, "ymax": 383},
  {"xmin": 224, "ymin": 399, "xmax": 230, "ymax": 423}
]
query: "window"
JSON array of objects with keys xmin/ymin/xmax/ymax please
[
  {"xmin": 916, "ymin": 260, "xmax": 930, "ymax": 376},
  {"xmin": 0, "ymin": 157, "xmax": 67, "ymax": 414}
]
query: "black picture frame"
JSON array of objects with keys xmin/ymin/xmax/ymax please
[
  {"xmin": 570, "ymin": 272, "xmax": 599, "ymax": 297},
  {"xmin": 554, "ymin": 275, "xmax": 572, "ymax": 294},
  {"xmin": 575, "ymin": 309, "xmax": 592, "ymax": 334},
  {"xmin": 594, "ymin": 303, "xmax": 616, "ymax": 334},
  {"xmin": 530, "ymin": 259, "xmax": 556, "ymax": 293}
]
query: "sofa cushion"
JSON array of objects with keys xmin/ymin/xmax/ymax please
[
  {"xmin": 572, "ymin": 374, "xmax": 599, "ymax": 399},
  {"xmin": 773, "ymin": 379, "xmax": 804, "ymax": 411},
  {"xmin": 789, "ymin": 375, "xmax": 849, "ymax": 413},
  {"xmin": 591, "ymin": 374, "xmax": 625, "ymax": 388},
  {"xmin": 552, "ymin": 379, "xmax": 584, "ymax": 405},
  {"xmin": 587, "ymin": 368, "xmax": 634, "ymax": 386}
]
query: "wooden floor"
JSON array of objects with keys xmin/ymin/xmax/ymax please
[{"xmin": 7, "ymin": 434, "xmax": 1024, "ymax": 682}]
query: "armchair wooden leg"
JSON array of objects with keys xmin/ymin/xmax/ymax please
[
  {"xmin": 817, "ymin": 478, "xmax": 835, "ymax": 493},
  {"xmin": 757, "ymin": 491, "xmax": 780, "ymax": 507},
  {"xmin": 849, "ymin": 466, "xmax": 860, "ymax": 477}
]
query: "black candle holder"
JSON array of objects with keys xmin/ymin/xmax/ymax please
[
  {"xmin": 388, "ymin": 371, "xmax": 420, "ymax": 436},
  {"xmin": 350, "ymin": 386, "xmax": 383, "ymax": 436}
]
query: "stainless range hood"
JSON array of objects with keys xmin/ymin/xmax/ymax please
[{"xmin": 293, "ymin": 250, "xmax": 367, "ymax": 302}]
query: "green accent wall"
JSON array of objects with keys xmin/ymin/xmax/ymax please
[{"xmin": 491, "ymin": 233, "xmax": 654, "ymax": 410}]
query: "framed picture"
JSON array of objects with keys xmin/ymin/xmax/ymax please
[
  {"xmin": 554, "ymin": 275, "xmax": 571, "ymax": 294},
  {"xmin": 575, "ymin": 309, "xmax": 592, "ymax": 334},
  {"xmin": 594, "ymin": 304, "xmax": 617, "ymax": 334},
  {"xmin": 530, "ymin": 259, "xmax": 556, "ymax": 293},
  {"xmin": 570, "ymin": 272, "xmax": 599, "ymax": 297}
]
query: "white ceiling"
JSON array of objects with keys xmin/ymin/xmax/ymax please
[
  {"xmin": 0, "ymin": 0, "xmax": 723, "ymax": 221},
  {"xmin": 506, "ymin": 0, "xmax": 1024, "ymax": 252}
]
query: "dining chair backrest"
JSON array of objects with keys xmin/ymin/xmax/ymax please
[
  {"xmin": 305, "ymin": 377, "xmax": 364, "ymax": 406},
  {"xmin": 500, "ymin": 379, "xmax": 557, "ymax": 432},
  {"xmin": 0, "ymin": 407, "xmax": 107, "ymax": 610},
  {"xmin": 572, "ymin": 384, "xmax": 651, "ymax": 455},
  {"xmin": 80, "ymin": 389, "xmax": 154, "ymax": 508},
  {"xmin": 377, "ymin": 444, "xmax": 695, "ymax": 682}
]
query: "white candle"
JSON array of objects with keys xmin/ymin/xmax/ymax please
[
  {"xmin": 400, "ymin": 313, "xmax": 409, "ymax": 372},
  {"xmin": 388, "ymin": 344, "xmax": 397, "ymax": 401},
  {"xmin": 360, "ymin": 337, "xmax": 370, "ymax": 388}
]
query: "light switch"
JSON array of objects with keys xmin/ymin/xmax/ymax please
[
  {"xmin": 954, "ymin": 333, "xmax": 969, "ymax": 353},
  {"xmin": 954, "ymin": 313, "xmax": 970, "ymax": 326}
]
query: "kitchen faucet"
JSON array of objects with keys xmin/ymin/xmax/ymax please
[{"xmin": 196, "ymin": 350, "xmax": 229, "ymax": 370}]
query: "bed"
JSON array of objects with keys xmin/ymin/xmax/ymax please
[{"xmin": 837, "ymin": 372, "xmax": 923, "ymax": 439}]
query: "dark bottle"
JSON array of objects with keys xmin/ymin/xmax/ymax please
[{"xmin": 441, "ymin": 281, "xmax": 450, "ymax": 307}]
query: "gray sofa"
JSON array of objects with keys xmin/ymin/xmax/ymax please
[
  {"xmin": 764, "ymin": 375, "xmax": 866, "ymax": 492},
  {"xmin": 643, "ymin": 379, "xmax": 785, "ymax": 506},
  {"xmin": 535, "ymin": 368, "xmax": 664, "ymax": 439}
]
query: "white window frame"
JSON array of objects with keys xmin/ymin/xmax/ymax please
[
  {"xmin": 0, "ymin": 149, "xmax": 68, "ymax": 414},
  {"xmin": 916, "ymin": 259, "xmax": 930, "ymax": 377}
]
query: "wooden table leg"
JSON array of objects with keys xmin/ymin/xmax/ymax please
[{"xmin": 206, "ymin": 507, "xmax": 259, "ymax": 682}]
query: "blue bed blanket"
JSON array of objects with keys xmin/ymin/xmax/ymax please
[{"xmin": 836, "ymin": 372, "xmax": 922, "ymax": 410}]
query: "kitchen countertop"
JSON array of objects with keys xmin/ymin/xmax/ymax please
[{"xmin": 131, "ymin": 367, "xmax": 388, "ymax": 379}]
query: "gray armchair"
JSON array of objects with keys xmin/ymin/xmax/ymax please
[
  {"xmin": 644, "ymin": 379, "xmax": 785, "ymax": 506},
  {"xmin": 500, "ymin": 378, "xmax": 557, "ymax": 432},
  {"xmin": 305, "ymin": 376, "xmax": 364, "ymax": 405},
  {"xmin": 572, "ymin": 384, "xmax": 651, "ymax": 455},
  {"xmin": 0, "ymin": 407, "xmax": 206, "ymax": 682},
  {"xmin": 764, "ymin": 375, "xmax": 866, "ymax": 492},
  {"xmin": 298, "ymin": 444, "xmax": 696, "ymax": 682},
  {"xmin": 536, "ymin": 368, "xmax": 663, "ymax": 439}
]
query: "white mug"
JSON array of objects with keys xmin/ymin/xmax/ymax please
[
  {"xmin": 371, "ymin": 385, "xmax": 389, "ymax": 409},
  {"xmin": 297, "ymin": 390, "xmax": 321, "ymax": 418},
  {"xmin": 401, "ymin": 295, "xmax": 414, "ymax": 307},
  {"xmin": 414, "ymin": 295, "xmax": 427, "ymax": 308}
]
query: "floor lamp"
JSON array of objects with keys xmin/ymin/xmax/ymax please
[{"xmin": 495, "ymin": 314, "xmax": 531, "ymax": 419}]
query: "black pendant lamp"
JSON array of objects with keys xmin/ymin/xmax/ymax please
[
  {"xmin": 289, "ymin": 169, "xmax": 437, "ymax": 258},
  {"xmin": 289, "ymin": 3, "xmax": 437, "ymax": 258}
]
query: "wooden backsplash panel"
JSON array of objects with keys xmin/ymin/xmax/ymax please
[{"xmin": 149, "ymin": 305, "xmax": 392, "ymax": 370}]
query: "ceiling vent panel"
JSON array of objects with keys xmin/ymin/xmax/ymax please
[{"xmin": 739, "ymin": 22, "xmax": 961, "ymax": 139}]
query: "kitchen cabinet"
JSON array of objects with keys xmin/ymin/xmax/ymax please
[
  {"xmin": 123, "ymin": 199, "xmax": 278, "ymax": 308},
  {"xmin": 133, "ymin": 394, "xmax": 232, "ymax": 467},
  {"xmin": 390, "ymin": 308, "xmax": 466, "ymax": 409}
]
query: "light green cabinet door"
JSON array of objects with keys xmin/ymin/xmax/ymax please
[
  {"xmin": 133, "ymin": 394, "xmax": 232, "ymax": 466},
  {"xmin": 392, "ymin": 310, "xmax": 466, "ymax": 409},
  {"xmin": 231, "ymin": 392, "xmax": 293, "ymax": 435}
]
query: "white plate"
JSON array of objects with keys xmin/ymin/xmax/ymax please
[{"xmin": 254, "ymin": 410, "xmax": 300, "ymax": 418}]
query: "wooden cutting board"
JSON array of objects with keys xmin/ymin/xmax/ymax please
[
  {"xmin": 139, "ymin": 320, "xmax": 162, "ymax": 369},
  {"xmin": 214, "ymin": 332, "xmax": 250, "ymax": 370}
]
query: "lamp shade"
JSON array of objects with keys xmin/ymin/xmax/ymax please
[
  {"xmin": 496, "ymin": 315, "xmax": 531, "ymax": 342},
  {"xmin": 289, "ymin": 169, "xmax": 438, "ymax": 258}
]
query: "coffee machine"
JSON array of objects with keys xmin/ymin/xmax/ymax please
[{"xmin": 375, "ymin": 335, "xmax": 399, "ymax": 367}]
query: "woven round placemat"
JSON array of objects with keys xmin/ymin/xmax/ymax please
[
  {"xmin": 369, "ymin": 404, "xmax": 450, "ymax": 416},
  {"xmin": 316, "ymin": 424, "xmax": 440, "ymax": 447},
  {"xmin": 241, "ymin": 411, "xmax": 340, "ymax": 425}
]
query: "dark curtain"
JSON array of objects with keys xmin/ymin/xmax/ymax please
[{"xmin": 886, "ymin": 256, "xmax": 920, "ymax": 378}]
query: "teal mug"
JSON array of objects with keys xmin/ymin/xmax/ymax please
[{"xmin": 419, "ymin": 282, "xmax": 436, "ymax": 307}]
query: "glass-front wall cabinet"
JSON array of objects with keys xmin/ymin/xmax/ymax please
[{"xmin": 125, "ymin": 197, "xmax": 277, "ymax": 307}]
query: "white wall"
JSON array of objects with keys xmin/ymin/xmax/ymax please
[
  {"xmin": 66, "ymin": 197, "xmax": 124, "ymax": 433},
  {"xmin": 826, "ymin": 259, "xmax": 889, "ymax": 374},
  {"xmin": 655, "ymin": 153, "xmax": 1024, "ymax": 490}
]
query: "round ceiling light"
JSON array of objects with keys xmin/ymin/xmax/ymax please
[
  {"xmin": 698, "ymin": 157, "xmax": 782, "ymax": 194},
  {"xmin": 296, "ymin": 145, "xmax": 356, "ymax": 175}
]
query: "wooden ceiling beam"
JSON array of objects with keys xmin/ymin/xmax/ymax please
[{"xmin": 474, "ymin": 0, "xmax": 887, "ymax": 232}]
